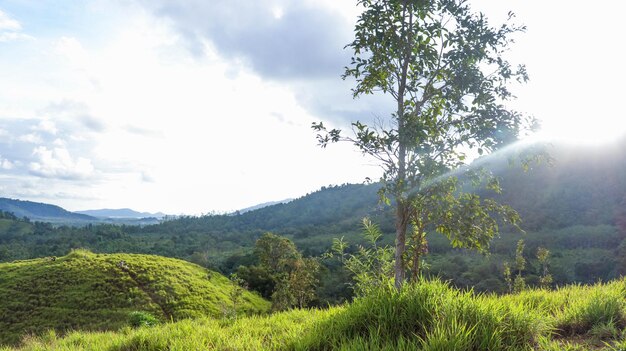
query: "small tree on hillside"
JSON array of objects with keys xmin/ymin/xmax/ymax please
[
  {"xmin": 329, "ymin": 218, "xmax": 395, "ymax": 297},
  {"xmin": 513, "ymin": 239, "xmax": 526, "ymax": 293},
  {"xmin": 314, "ymin": 0, "xmax": 533, "ymax": 289},
  {"xmin": 536, "ymin": 247, "xmax": 552, "ymax": 289},
  {"xmin": 248, "ymin": 233, "xmax": 320, "ymax": 311},
  {"xmin": 502, "ymin": 261, "xmax": 513, "ymax": 293}
]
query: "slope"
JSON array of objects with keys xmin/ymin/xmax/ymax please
[{"xmin": 0, "ymin": 250, "xmax": 269, "ymax": 345}]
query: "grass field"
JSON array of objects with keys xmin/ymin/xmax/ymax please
[{"xmin": 2, "ymin": 277, "xmax": 624, "ymax": 350}]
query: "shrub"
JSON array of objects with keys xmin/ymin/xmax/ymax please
[{"xmin": 128, "ymin": 311, "xmax": 159, "ymax": 328}]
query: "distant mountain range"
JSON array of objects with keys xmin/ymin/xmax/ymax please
[
  {"xmin": 0, "ymin": 198, "xmax": 293, "ymax": 224},
  {"xmin": 0, "ymin": 198, "xmax": 96, "ymax": 223},
  {"xmin": 75, "ymin": 208, "xmax": 167, "ymax": 219},
  {"xmin": 0, "ymin": 199, "xmax": 165, "ymax": 225}
]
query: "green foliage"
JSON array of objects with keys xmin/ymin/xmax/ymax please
[
  {"xmin": 513, "ymin": 275, "xmax": 526, "ymax": 294},
  {"xmin": 515, "ymin": 239, "xmax": 526, "ymax": 275},
  {"xmin": 256, "ymin": 233, "xmax": 301, "ymax": 274},
  {"xmin": 503, "ymin": 261, "xmax": 513, "ymax": 293},
  {"xmin": 537, "ymin": 247, "xmax": 553, "ymax": 288},
  {"xmin": 128, "ymin": 311, "xmax": 159, "ymax": 328},
  {"xmin": 513, "ymin": 239, "xmax": 526, "ymax": 293},
  {"xmin": 314, "ymin": 0, "xmax": 532, "ymax": 288},
  {"xmin": 242, "ymin": 233, "xmax": 320, "ymax": 311},
  {"xmin": 0, "ymin": 250, "xmax": 269, "ymax": 345},
  {"xmin": 328, "ymin": 218, "xmax": 394, "ymax": 297}
]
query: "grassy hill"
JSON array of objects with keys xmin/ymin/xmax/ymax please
[
  {"xmin": 0, "ymin": 250, "xmax": 269, "ymax": 346},
  {"xmin": 2, "ymin": 278, "xmax": 625, "ymax": 350}
]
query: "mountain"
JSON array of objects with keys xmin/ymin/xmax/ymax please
[
  {"xmin": 0, "ymin": 197, "xmax": 96, "ymax": 223},
  {"xmin": 75, "ymin": 208, "xmax": 167, "ymax": 219},
  {"xmin": 237, "ymin": 199, "xmax": 293, "ymax": 214},
  {"xmin": 0, "ymin": 249, "xmax": 269, "ymax": 345}
]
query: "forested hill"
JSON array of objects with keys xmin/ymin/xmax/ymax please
[
  {"xmin": 494, "ymin": 140, "xmax": 626, "ymax": 231},
  {"xmin": 152, "ymin": 183, "xmax": 381, "ymax": 234},
  {"xmin": 145, "ymin": 138, "xmax": 626, "ymax": 236},
  {"xmin": 0, "ymin": 197, "xmax": 96, "ymax": 223}
]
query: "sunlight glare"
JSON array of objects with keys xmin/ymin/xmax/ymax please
[{"xmin": 534, "ymin": 114, "xmax": 626, "ymax": 145}]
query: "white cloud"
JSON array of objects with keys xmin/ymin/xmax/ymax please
[
  {"xmin": 55, "ymin": 36, "xmax": 90, "ymax": 67},
  {"xmin": 0, "ymin": 10, "xmax": 20, "ymax": 31},
  {"xmin": 18, "ymin": 133, "xmax": 43, "ymax": 144},
  {"xmin": 0, "ymin": 9, "xmax": 32, "ymax": 42},
  {"xmin": 0, "ymin": 154, "xmax": 13, "ymax": 170},
  {"xmin": 33, "ymin": 119, "xmax": 58, "ymax": 135},
  {"xmin": 0, "ymin": 32, "xmax": 32, "ymax": 42},
  {"xmin": 29, "ymin": 146, "xmax": 95, "ymax": 180}
]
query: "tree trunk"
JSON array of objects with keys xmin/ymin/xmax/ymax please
[
  {"xmin": 410, "ymin": 227, "xmax": 425, "ymax": 283},
  {"xmin": 410, "ymin": 245, "xmax": 421, "ymax": 283},
  {"xmin": 394, "ymin": 200, "xmax": 407, "ymax": 290},
  {"xmin": 393, "ymin": 0, "xmax": 410, "ymax": 291}
]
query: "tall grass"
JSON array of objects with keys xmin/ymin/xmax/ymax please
[
  {"xmin": 3, "ymin": 278, "xmax": 625, "ymax": 351},
  {"xmin": 295, "ymin": 279, "xmax": 547, "ymax": 350}
]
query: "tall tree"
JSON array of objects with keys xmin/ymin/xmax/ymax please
[{"xmin": 314, "ymin": 0, "xmax": 532, "ymax": 289}]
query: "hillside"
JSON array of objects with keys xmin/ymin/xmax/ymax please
[
  {"xmin": 493, "ymin": 140, "xmax": 626, "ymax": 231},
  {"xmin": 237, "ymin": 199, "xmax": 294, "ymax": 214},
  {"xmin": 0, "ymin": 250, "xmax": 269, "ymax": 345},
  {"xmin": 0, "ymin": 198, "xmax": 96, "ymax": 223},
  {"xmin": 3, "ymin": 278, "xmax": 625, "ymax": 350}
]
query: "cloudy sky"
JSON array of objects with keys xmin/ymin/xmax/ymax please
[{"xmin": 0, "ymin": 0, "xmax": 625, "ymax": 214}]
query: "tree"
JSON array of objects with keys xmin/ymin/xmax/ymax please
[
  {"xmin": 502, "ymin": 261, "xmax": 512, "ymax": 293},
  {"xmin": 513, "ymin": 239, "xmax": 526, "ymax": 293},
  {"xmin": 245, "ymin": 233, "xmax": 320, "ymax": 310},
  {"xmin": 536, "ymin": 246, "xmax": 552, "ymax": 289},
  {"xmin": 313, "ymin": 0, "xmax": 531, "ymax": 289},
  {"xmin": 328, "ymin": 218, "xmax": 395, "ymax": 297}
]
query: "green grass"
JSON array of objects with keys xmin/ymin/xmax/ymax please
[
  {"xmin": 0, "ymin": 249, "xmax": 270, "ymax": 345},
  {"xmin": 2, "ymin": 277, "xmax": 625, "ymax": 350}
]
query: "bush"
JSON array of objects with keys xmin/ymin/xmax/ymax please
[{"xmin": 128, "ymin": 311, "xmax": 159, "ymax": 328}]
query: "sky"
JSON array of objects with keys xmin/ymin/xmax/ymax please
[{"xmin": 0, "ymin": 0, "xmax": 625, "ymax": 214}]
